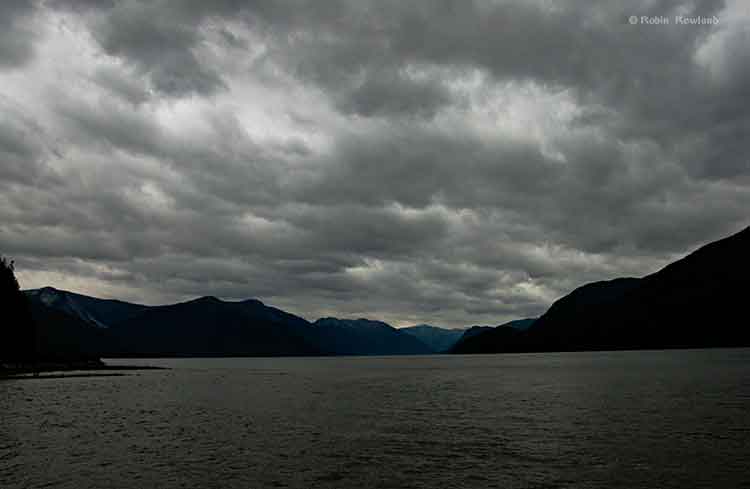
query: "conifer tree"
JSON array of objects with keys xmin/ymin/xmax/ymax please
[{"xmin": 0, "ymin": 256, "xmax": 36, "ymax": 365}]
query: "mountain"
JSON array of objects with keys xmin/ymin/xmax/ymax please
[
  {"xmin": 449, "ymin": 320, "xmax": 535, "ymax": 353},
  {"xmin": 450, "ymin": 325, "xmax": 524, "ymax": 354},
  {"xmin": 452, "ymin": 226, "xmax": 750, "ymax": 354},
  {"xmin": 20, "ymin": 288, "xmax": 434, "ymax": 357},
  {"xmin": 504, "ymin": 318, "xmax": 536, "ymax": 331},
  {"xmin": 24, "ymin": 225, "xmax": 749, "ymax": 358},
  {"xmin": 104, "ymin": 296, "xmax": 322, "ymax": 357},
  {"xmin": 24, "ymin": 287, "xmax": 149, "ymax": 328},
  {"xmin": 449, "ymin": 325, "xmax": 494, "ymax": 351},
  {"xmin": 3, "ymin": 255, "xmax": 107, "ymax": 366},
  {"xmin": 312, "ymin": 318, "xmax": 433, "ymax": 355},
  {"xmin": 400, "ymin": 325, "xmax": 466, "ymax": 352},
  {"xmin": 27, "ymin": 298, "xmax": 109, "ymax": 362}
]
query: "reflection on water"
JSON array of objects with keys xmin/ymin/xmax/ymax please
[{"xmin": 2, "ymin": 349, "xmax": 750, "ymax": 488}]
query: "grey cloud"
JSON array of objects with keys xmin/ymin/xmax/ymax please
[
  {"xmin": 293, "ymin": 127, "xmax": 558, "ymax": 209},
  {"xmin": 54, "ymin": 95, "xmax": 165, "ymax": 157},
  {"xmin": 86, "ymin": 2, "xmax": 226, "ymax": 96},
  {"xmin": 2, "ymin": 0, "xmax": 749, "ymax": 327},
  {"xmin": 0, "ymin": 99, "xmax": 50, "ymax": 185},
  {"xmin": 52, "ymin": 94, "xmax": 285, "ymax": 208},
  {"xmin": 0, "ymin": 1, "xmax": 38, "ymax": 68},
  {"xmin": 254, "ymin": 0, "xmax": 747, "ymax": 182},
  {"xmin": 291, "ymin": 108, "xmax": 747, "ymax": 258},
  {"xmin": 92, "ymin": 66, "xmax": 152, "ymax": 105},
  {"xmin": 334, "ymin": 68, "xmax": 457, "ymax": 118},
  {"xmin": 274, "ymin": 203, "xmax": 452, "ymax": 261},
  {"xmin": 46, "ymin": 0, "xmax": 118, "ymax": 11}
]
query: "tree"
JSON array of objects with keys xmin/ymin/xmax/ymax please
[{"xmin": 1, "ymin": 256, "xmax": 36, "ymax": 366}]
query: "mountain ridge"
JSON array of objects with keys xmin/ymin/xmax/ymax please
[
  {"xmin": 312, "ymin": 318, "xmax": 433, "ymax": 355},
  {"xmin": 453, "ymin": 226, "xmax": 750, "ymax": 353},
  {"xmin": 25, "ymin": 286, "xmax": 149, "ymax": 328},
  {"xmin": 23, "ymin": 290, "xmax": 435, "ymax": 357},
  {"xmin": 18, "ymin": 225, "xmax": 750, "ymax": 358},
  {"xmin": 400, "ymin": 325, "xmax": 466, "ymax": 352}
]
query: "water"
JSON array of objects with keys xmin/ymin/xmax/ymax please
[{"xmin": 2, "ymin": 349, "xmax": 749, "ymax": 489}]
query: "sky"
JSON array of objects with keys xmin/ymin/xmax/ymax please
[{"xmin": 1, "ymin": 0, "xmax": 749, "ymax": 327}]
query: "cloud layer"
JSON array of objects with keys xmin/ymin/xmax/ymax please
[{"xmin": 1, "ymin": 0, "xmax": 748, "ymax": 326}]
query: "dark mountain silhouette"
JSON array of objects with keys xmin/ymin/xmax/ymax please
[
  {"xmin": 2, "ymin": 257, "xmax": 103, "ymax": 367},
  {"xmin": 453, "ymin": 226, "xmax": 750, "ymax": 354},
  {"xmin": 451, "ymin": 325, "xmax": 524, "ymax": 354},
  {"xmin": 16, "ymin": 225, "xmax": 749, "ymax": 358},
  {"xmin": 25, "ymin": 287, "xmax": 149, "ymax": 328},
  {"xmin": 505, "ymin": 318, "xmax": 536, "ymax": 331},
  {"xmin": 312, "ymin": 318, "xmax": 433, "ymax": 355},
  {"xmin": 103, "ymin": 296, "xmax": 322, "ymax": 357},
  {"xmin": 400, "ymin": 324, "xmax": 466, "ymax": 352},
  {"xmin": 449, "ymin": 325, "xmax": 493, "ymax": 351},
  {"xmin": 27, "ymin": 298, "xmax": 109, "ymax": 362},
  {"xmin": 20, "ymin": 289, "xmax": 434, "ymax": 357},
  {"xmin": 449, "ymin": 319, "xmax": 535, "ymax": 353}
]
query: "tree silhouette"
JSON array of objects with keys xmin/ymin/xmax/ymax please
[{"xmin": 1, "ymin": 256, "xmax": 36, "ymax": 366}]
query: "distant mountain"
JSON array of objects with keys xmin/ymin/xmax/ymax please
[
  {"xmin": 24, "ymin": 226, "xmax": 749, "ymax": 358},
  {"xmin": 449, "ymin": 320, "xmax": 535, "ymax": 353},
  {"xmin": 21, "ymin": 289, "xmax": 435, "ymax": 357},
  {"xmin": 452, "ymin": 226, "xmax": 750, "ymax": 354},
  {"xmin": 24, "ymin": 287, "xmax": 148, "ymax": 328},
  {"xmin": 312, "ymin": 318, "xmax": 433, "ymax": 355},
  {"xmin": 400, "ymin": 325, "xmax": 466, "ymax": 352},
  {"xmin": 449, "ymin": 325, "xmax": 494, "ymax": 351},
  {"xmin": 104, "ymin": 296, "xmax": 322, "ymax": 357}
]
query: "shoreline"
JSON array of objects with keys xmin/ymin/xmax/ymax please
[{"xmin": 0, "ymin": 361, "xmax": 168, "ymax": 379}]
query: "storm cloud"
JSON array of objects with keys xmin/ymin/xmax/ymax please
[{"xmin": 1, "ymin": 0, "xmax": 748, "ymax": 327}]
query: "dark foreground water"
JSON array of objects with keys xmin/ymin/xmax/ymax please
[{"xmin": 2, "ymin": 349, "xmax": 749, "ymax": 489}]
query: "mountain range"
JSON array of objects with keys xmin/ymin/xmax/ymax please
[
  {"xmin": 26, "ymin": 287, "xmax": 148, "ymax": 328},
  {"xmin": 452, "ymin": 225, "xmax": 750, "ymax": 353},
  {"xmin": 22, "ymin": 289, "xmax": 456, "ymax": 357},
  {"xmin": 313, "ymin": 318, "xmax": 433, "ymax": 355},
  {"xmin": 15, "ymin": 225, "xmax": 750, "ymax": 359}
]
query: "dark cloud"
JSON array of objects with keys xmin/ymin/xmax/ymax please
[
  {"xmin": 1, "ymin": 0, "xmax": 749, "ymax": 326},
  {"xmin": 0, "ymin": 98, "xmax": 50, "ymax": 185},
  {"xmin": 93, "ymin": 7, "xmax": 225, "ymax": 96},
  {"xmin": 51, "ymin": 0, "xmax": 231, "ymax": 97},
  {"xmin": 0, "ymin": 1, "xmax": 38, "ymax": 68},
  {"xmin": 92, "ymin": 66, "xmax": 152, "ymax": 105},
  {"xmin": 334, "ymin": 68, "xmax": 457, "ymax": 118}
]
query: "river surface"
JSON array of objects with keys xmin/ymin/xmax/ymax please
[{"xmin": 2, "ymin": 349, "xmax": 749, "ymax": 488}]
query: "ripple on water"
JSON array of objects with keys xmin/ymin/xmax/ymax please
[{"xmin": 1, "ymin": 350, "xmax": 750, "ymax": 489}]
